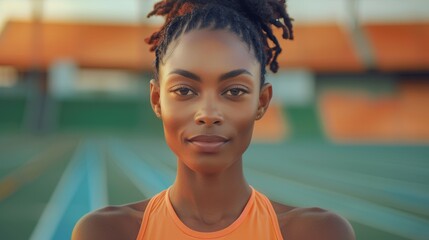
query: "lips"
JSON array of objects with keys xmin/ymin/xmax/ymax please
[{"xmin": 186, "ymin": 135, "xmax": 229, "ymax": 153}]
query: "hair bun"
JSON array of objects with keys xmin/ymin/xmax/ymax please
[{"xmin": 147, "ymin": 0, "xmax": 293, "ymax": 76}]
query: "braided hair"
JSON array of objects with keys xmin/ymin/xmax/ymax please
[{"xmin": 145, "ymin": 0, "xmax": 293, "ymax": 86}]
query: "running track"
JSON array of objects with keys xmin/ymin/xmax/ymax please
[{"xmin": 0, "ymin": 134, "xmax": 428, "ymax": 240}]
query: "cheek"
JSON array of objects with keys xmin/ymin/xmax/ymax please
[
  {"xmin": 227, "ymin": 101, "xmax": 257, "ymax": 146},
  {"xmin": 160, "ymin": 92, "xmax": 195, "ymax": 124},
  {"xmin": 159, "ymin": 94, "xmax": 193, "ymax": 150},
  {"xmin": 230, "ymin": 104, "xmax": 255, "ymax": 125}
]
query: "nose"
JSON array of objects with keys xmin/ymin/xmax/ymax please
[
  {"xmin": 195, "ymin": 111, "xmax": 223, "ymax": 126},
  {"xmin": 194, "ymin": 97, "xmax": 224, "ymax": 126}
]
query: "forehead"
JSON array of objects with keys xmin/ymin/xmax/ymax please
[{"xmin": 161, "ymin": 29, "xmax": 259, "ymax": 77}]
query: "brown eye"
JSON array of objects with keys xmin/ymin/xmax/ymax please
[
  {"xmin": 224, "ymin": 87, "xmax": 247, "ymax": 97},
  {"xmin": 173, "ymin": 87, "xmax": 195, "ymax": 96}
]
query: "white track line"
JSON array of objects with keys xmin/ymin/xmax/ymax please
[
  {"xmin": 87, "ymin": 140, "xmax": 108, "ymax": 210},
  {"xmin": 29, "ymin": 141, "xmax": 86, "ymax": 240},
  {"xmin": 107, "ymin": 139, "xmax": 170, "ymax": 197},
  {"xmin": 246, "ymin": 168, "xmax": 429, "ymax": 240},
  {"xmin": 30, "ymin": 139, "xmax": 108, "ymax": 240}
]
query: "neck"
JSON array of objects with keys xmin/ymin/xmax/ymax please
[{"xmin": 169, "ymin": 158, "xmax": 252, "ymax": 230}]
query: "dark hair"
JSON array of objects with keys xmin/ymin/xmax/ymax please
[{"xmin": 145, "ymin": 0, "xmax": 293, "ymax": 86}]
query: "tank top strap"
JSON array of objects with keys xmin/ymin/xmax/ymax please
[
  {"xmin": 136, "ymin": 190, "xmax": 167, "ymax": 240},
  {"xmin": 254, "ymin": 190, "xmax": 284, "ymax": 239}
]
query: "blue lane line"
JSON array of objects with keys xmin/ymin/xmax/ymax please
[
  {"xmin": 129, "ymin": 138, "xmax": 177, "ymax": 170},
  {"xmin": 30, "ymin": 140, "xmax": 108, "ymax": 240},
  {"xmin": 245, "ymin": 168, "xmax": 429, "ymax": 240},
  {"xmin": 107, "ymin": 139, "xmax": 173, "ymax": 197},
  {"xmin": 51, "ymin": 164, "xmax": 91, "ymax": 240},
  {"xmin": 29, "ymin": 141, "xmax": 87, "ymax": 240},
  {"xmin": 126, "ymin": 139, "xmax": 176, "ymax": 178},
  {"xmin": 87, "ymin": 141, "xmax": 108, "ymax": 210},
  {"xmin": 245, "ymin": 163, "xmax": 429, "ymax": 216}
]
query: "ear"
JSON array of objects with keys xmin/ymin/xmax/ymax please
[
  {"xmin": 150, "ymin": 79, "xmax": 162, "ymax": 119},
  {"xmin": 256, "ymin": 83, "xmax": 273, "ymax": 120}
]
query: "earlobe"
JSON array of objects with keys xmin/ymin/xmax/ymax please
[
  {"xmin": 255, "ymin": 109, "xmax": 265, "ymax": 120},
  {"xmin": 256, "ymin": 83, "xmax": 273, "ymax": 120},
  {"xmin": 150, "ymin": 79, "xmax": 162, "ymax": 119}
]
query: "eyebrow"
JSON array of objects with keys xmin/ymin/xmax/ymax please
[{"xmin": 168, "ymin": 69, "xmax": 253, "ymax": 82}]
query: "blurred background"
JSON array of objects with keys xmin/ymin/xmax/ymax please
[{"xmin": 0, "ymin": 0, "xmax": 428, "ymax": 239}]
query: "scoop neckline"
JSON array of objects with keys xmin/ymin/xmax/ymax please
[{"xmin": 165, "ymin": 186, "xmax": 255, "ymax": 239}]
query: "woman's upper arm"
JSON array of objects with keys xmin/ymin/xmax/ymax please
[
  {"xmin": 321, "ymin": 211, "xmax": 355, "ymax": 240},
  {"xmin": 72, "ymin": 207, "xmax": 123, "ymax": 240},
  {"xmin": 281, "ymin": 207, "xmax": 355, "ymax": 240}
]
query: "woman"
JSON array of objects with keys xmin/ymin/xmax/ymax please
[{"xmin": 73, "ymin": 0, "xmax": 355, "ymax": 239}]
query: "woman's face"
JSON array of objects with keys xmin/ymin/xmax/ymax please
[{"xmin": 150, "ymin": 29, "xmax": 272, "ymax": 174}]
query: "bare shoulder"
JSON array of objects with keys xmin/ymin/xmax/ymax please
[
  {"xmin": 72, "ymin": 199, "xmax": 150, "ymax": 240},
  {"xmin": 270, "ymin": 200, "xmax": 355, "ymax": 240}
]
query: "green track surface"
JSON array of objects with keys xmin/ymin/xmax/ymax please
[
  {"xmin": 0, "ymin": 142, "xmax": 72, "ymax": 239},
  {"xmin": 105, "ymin": 154, "xmax": 146, "ymax": 205}
]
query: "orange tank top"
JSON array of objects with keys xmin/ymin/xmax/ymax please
[{"xmin": 136, "ymin": 186, "xmax": 284, "ymax": 240}]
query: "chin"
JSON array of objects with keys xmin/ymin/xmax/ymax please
[{"xmin": 182, "ymin": 153, "xmax": 237, "ymax": 175}]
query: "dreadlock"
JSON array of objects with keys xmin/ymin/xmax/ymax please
[{"xmin": 145, "ymin": 0, "xmax": 293, "ymax": 86}]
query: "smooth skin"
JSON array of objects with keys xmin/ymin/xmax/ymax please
[{"xmin": 72, "ymin": 29, "xmax": 355, "ymax": 240}]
